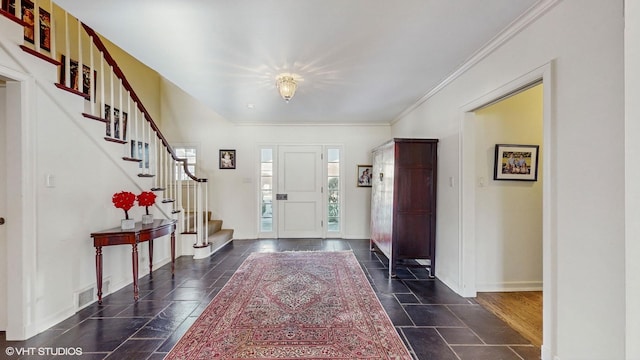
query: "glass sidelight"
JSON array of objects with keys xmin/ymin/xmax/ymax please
[
  {"xmin": 260, "ymin": 148, "xmax": 273, "ymax": 232},
  {"xmin": 327, "ymin": 148, "xmax": 340, "ymax": 233}
]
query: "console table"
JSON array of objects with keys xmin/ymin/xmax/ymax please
[{"xmin": 90, "ymin": 219, "xmax": 177, "ymax": 304}]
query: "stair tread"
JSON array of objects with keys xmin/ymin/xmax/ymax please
[{"xmin": 208, "ymin": 229, "xmax": 234, "ymax": 241}]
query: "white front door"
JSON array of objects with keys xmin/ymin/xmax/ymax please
[{"xmin": 277, "ymin": 145, "xmax": 323, "ymax": 238}]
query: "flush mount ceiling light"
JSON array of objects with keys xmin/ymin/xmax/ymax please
[{"xmin": 276, "ymin": 74, "xmax": 297, "ymax": 103}]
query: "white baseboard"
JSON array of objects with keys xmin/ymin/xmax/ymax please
[
  {"xmin": 342, "ymin": 235, "xmax": 370, "ymax": 240},
  {"xmin": 35, "ymin": 306, "xmax": 76, "ymax": 335},
  {"xmin": 476, "ymin": 281, "xmax": 543, "ymax": 292},
  {"xmin": 541, "ymin": 345, "xmax": 553, "ymax": 360},
  {"xmin": 181, "ymin": 233, "xmax": 196, "ymax": 256}
]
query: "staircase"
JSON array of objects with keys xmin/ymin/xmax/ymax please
[
  {"xmin": 185, "ymin": 211, "xmax": 235, "ymax": 257},
  {"xmin": 0, "ymin": 0, "xmax": 233, "ymax": 257}
]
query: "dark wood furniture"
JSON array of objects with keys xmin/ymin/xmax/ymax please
[
  {"xmin": 370, "ymin": 138, "xmax": 438, "ymax": 277},
  {"xmin": 90, "ymin": 219, "xmax": 177, "ymax": 304}
]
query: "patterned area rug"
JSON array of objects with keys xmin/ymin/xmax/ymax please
[{"xmin": 166, "ymin": 251, "xmax": 412, "ymax": 359}]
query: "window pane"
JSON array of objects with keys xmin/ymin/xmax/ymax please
[
  {"xmin": 328, "ymin": 217, "xmax": 339, "ymax": 231},
  {"xmin": 261, "ymin": 199, "xmax": 272, "ymax": 217},
  {"xmin": 328, "ymin": 162, "xmax": 339, "ymax": 177},
  {"xmin": 174, "ymin": 147, "xmax": 197, "ymax": 179},
  {"xmin": 261, "ymin": 149, "xmax": 273, "ymax": 162},
  {"xmin": 261, "ymin": 177, "xmax": 272, "ymax": 190},
  {"xmin": 327, "ymin": 148, "xmax": 340, "ymax": 233},
  {"xmin": 261, "ymin": 162, "xmax": 273, "ymax": 176},
  {"xmin": 261, "ymin": 218, "xmax": 272, "ymax": 232},
  {"xmin": 327, "ymin": 149, "xmax": 340, "ymax": 163},
  {"xmin": 328, "ymin": 177, "xmax": 339, "ymax": 190},
  {"xmin": 260, "ymin": 148, "xmax": 273, "ymax": 233}
]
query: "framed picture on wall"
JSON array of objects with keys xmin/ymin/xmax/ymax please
[
  {"xmin": 59, "ymin": 55, "xmax": 94, "ymax": 96},
  {"xmin": 38, "ymin": 7, "xmax": 51, "ymax": 51},
  {"xmin": 130, "ymin": 140, "xmax": 149, "ymax": 169},
  {"xmin": 20, "ymin": 0, "xmax": 35, "ymax": 44},
  {"xmin": 219, "ymin": 149, "xmax": 236, "ymax": 169},
  {"xmin": 357, "ymin": 165, "xmax": 372, "ymax": 187},
  {"xmin": 493, "ymin": 144, "xmax": 539, "ymax": 181},
  {"xmin": 104, "ymin": 104, "xmax": 128, "ymax": 140}
]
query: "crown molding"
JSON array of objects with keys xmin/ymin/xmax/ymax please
[
  {"xmin": 234, "ymin": 122, "xmax": 391, "ymax": 127},
  {"xmin": 391, "ymin": 0, "xmax": 562, "ymax": 125}
]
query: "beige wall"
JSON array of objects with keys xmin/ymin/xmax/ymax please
[
  {"xmin": 474, "ymin": 84, "xmax": 543, "ymax": 291},
  {"xmin": 100, "ymin": 36, "xmax": 162, "ymax": 123}
]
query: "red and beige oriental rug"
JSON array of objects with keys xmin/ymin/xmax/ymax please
[{"xmin": 165, "ymin": 251, "xmax": 412, "ymax": 359}]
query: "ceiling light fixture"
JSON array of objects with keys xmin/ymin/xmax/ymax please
[{"xmin": 276, "ymin": 74, "xmax": 297, "ymax": 103}]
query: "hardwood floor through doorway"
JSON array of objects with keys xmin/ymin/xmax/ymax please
[{"xmin": 476, "ymin": 291, "xmax": 542, "ymax": 346}]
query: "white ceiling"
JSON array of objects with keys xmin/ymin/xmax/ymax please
[{"xmin": 54, "ymin": 0, "xmax": 540, "ymax": 125}]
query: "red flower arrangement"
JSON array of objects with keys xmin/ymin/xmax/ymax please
[
  {"xmin": 112, "ymin": 191, "xmax": 136, "ymax": 220},
  {"xmin": 137, "ymin": 191, "xmax": 157, "ymax": 215}
]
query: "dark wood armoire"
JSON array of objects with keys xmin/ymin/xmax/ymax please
[{"xmin": 370, "ymin": 138, "xmax": 438, "ymax": 277}]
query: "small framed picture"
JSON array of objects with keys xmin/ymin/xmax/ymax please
[
  {"xmin": 21, "ymin": 0, "xmax": 35, "ymax": 44},
  {"xmin": 130, "ymin": 140, "xmax": 149, "ymax": 169},
  {"xmin": 493, "ymin": 144, "xmax": 539, "ymax": 181},
  {"xmin": 357, "ymin": 165, "xmax": 372, "ymax": 187},
  {"xmin": 104, "ymin": 104, "xmax": 128, "ymax": 140},
  {"xmin": 38, "ymin": 7, "xmax": 51, "ymax": 51},
  {"xmin": 59, "ymin": 55, "xmax": 94, "ymax": 96},
  {"xmin": 220, "ymin": 149, "xmax": 236, "ymax": 169}
]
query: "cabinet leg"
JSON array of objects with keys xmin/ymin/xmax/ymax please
[
  {"xmin": 132, "ymin": 243, "xmax": 139, "ymax": 301},
  {"xmin": 148, "ymin": 239, "xmax": 154, "ymax": 278},
  {"xmin": 95, "ymin": 247, "xmax": 103, "ymax": 304},
  {"xmin": 171, "ymin": 230, "xmax": 176, "ymax": 277}
]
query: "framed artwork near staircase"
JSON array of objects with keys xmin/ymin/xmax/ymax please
[
  {"xmin": 3, "ymin": 0, "xmax": 49, "ymax": 51},
  {"xmin": 19, "ymin": 0, "xmax": 34, "ymax": 44},
  {"xmin": 38, "ymin": 7, "xmax": 50, "ymax": 51},
  {"xmin": 59, "ymin": 55, "xmax": 94, "ymax": 96},
  {"xmin": 131, "ymin": 140, "xmax": 150, "ymax": 169},
  {"xmin": 219, "ymin": 150, "xmax": 236, "ymax": 169},
  {"xmin": 104, "ymin": 104, "xmax": 128, "ymax": 140}
]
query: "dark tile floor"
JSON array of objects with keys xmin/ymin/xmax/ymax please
[{"xmin": 0, "ymin": 239, "xmax": 540, "ymax": 360}]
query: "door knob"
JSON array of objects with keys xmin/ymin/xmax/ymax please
[{"xmin": 0, "ymin": 217, "xmax": 4, "ymax": 225}]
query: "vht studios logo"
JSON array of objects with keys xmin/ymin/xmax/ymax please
[{"xmin": 5, "ymin": 346, "xmax": 83, "ymax": 356}]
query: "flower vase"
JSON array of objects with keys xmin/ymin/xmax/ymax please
[
  {"xmin": 142, "ymin": 214, "xmax": 154, "ymax": 224},
  {"xmin": 121, "ymin": 219, "xmax": 135, "ymax": 230}
]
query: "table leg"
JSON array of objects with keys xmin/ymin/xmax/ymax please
[
  {"xmin": 132, "ymin": 243, "xmax": 139, "ymax": 301},
  {"xmin": 95, "ymin": 246, "xmax": 103, "ymax": 304},
  {"xmin": 148, "ymin": 239, "xmax": 153, "ymax": 278},
  {"xmin": 171, "ymin": 229, "xmax": 176, "ymax": 277}
]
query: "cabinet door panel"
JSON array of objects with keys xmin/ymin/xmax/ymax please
[
  {"xmin": 395, "ymin": 213, "xmax": 433, "ymax": 258},
  {"xmin": 395, "ymin": 168, "xmax": 434, "ymax": 212}
]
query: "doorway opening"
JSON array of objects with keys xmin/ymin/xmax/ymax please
[
  {"xmin": 0, "ymin": 66, "xmax": 38, "ymax": 340},
  {"xmin": 460, "ymin": 63, "xmax": 554, "ymax": 357},
  {"xmin": 0, "ymin": 79, "xmax": 7, "ymax": 333},
  {"xmin": 471, "ymin": 83, "xmax": 543, "ymax": 346}
]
